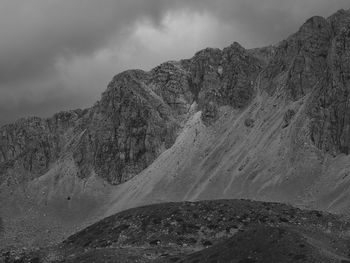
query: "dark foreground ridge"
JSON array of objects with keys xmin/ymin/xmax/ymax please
[{"xmin": 3, "ymin": 199, "xmax": 350, "ymax": 263}]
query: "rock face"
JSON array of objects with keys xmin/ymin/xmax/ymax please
[
  {"xmin": 262, "ymin": 15, "xmax": 332, "ymax": 100},
  {"xmin": 260, "ymin": 9, "xmax": 350, "ymax": 155},
  {"xmin": 184, "ymin": 42, "xmax": 263, "ymax": 122},
  {"xmin": 0, "ymin": 68, "xmax": 187, "ymax": 185},
  {"xmin": 0, "ymin": 112, "xmax": 83, "ymax": 186},
  {"xmin": 71, "ymin": 69, "xmax": 182, "ymax": 184},
  {"xmin": 308, "ymin": 10, "xmax": 350, "ymax": 155},
  {"xmin": 0, "ymin": 43, "xmax": 262, "ymax": 186}
]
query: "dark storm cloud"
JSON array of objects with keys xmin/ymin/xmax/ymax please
[
  {"xmin": 0, "ymin": 0, "xmax": 349, "ymax": 125},
  {"xmin": 0, "ymin": 0, "xmax": 159, "ymax": 83}
]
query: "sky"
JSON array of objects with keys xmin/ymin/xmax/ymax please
[{"xmin": 0, "ymin": 0, "xmax": 349, "ymax": 125}]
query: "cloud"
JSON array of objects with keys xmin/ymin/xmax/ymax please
[{"xmin": 0, "ymin": 0, "xmax": 349, "ymax": 125}]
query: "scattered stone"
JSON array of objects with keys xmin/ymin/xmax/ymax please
[
  {"xmin": 282, "ymin": 109, "xmax": 296, "ymax": 128},
  {"xmin": 244, "ymin": 118, "xmax": 255, "ymax": 128}
]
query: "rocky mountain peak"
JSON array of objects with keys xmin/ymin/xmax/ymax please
[
  {"xmin": 327, "ymin": 8, "xmax": 350, "ymax": 32},
  {"xmin": 1, "ymin": 9, "xmax": 350, "ymax": 189},
  {"xmin": 227, "ymin": 41, "xmax": 245, "ymax": 51},
  {"xmin": 186, "ymin": 42, "xmax": 263, "ymax": 123}
]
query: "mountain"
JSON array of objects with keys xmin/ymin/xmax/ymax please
[
  {"xmin": 1, "ymin": 8, "xmax": 350, "ymax": 258},
  {"xmin": 106, "ymin": 9, "xmax": 350, "ymax": 214},
  {"xmin": 0, "ymin": 42, "xmax": 262, "ymax": 187}
]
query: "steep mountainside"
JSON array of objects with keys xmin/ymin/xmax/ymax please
[
  {"xmin": 1, "ymin": 8, "xmax": 350, "ymax": 253},
  {"xmin": 0, "ymin": 42, "xmax": 261, "ymax": 187},
  {"xmin": 105, "ymin": 9, "xmax": 350, "ymax": 215}
]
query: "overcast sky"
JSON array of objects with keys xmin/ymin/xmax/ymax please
[{"xmin": 0, "ymin": 0, "xmax": 349, "ymax": 125}]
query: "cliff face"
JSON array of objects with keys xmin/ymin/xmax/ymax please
[
  {"xmin": 72, "ymin": 69, "xmax": 183, "ymax": 184},
  {"xmin": 184, "ymin": 43, "xmax": 263, "ymax": 122},
  {"xmin": 260, "ymin": 10, "xmax": 350, "ymax": 156},
  {"xmin": 263, "ymin": 16, "xmax": 331, "ymax": 100},
  {"xmin": 0, "ymin": 44, "xmax": 262, "ymax": 186},
  {"xmin": 0, "ymin": 111, "xmax": 83, "ymax": 186},
  {"xmin": 308, "ymin": 10, "xmax": 350, "ymax": 155},
  {"xmin": 0, "ymin": 69, "xmax": 185, "ymax": 186}
]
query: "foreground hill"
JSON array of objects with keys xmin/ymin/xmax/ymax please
[
  {"xmin": 1, "ymin": 8, "xmax": 350, "ymax": 252},
  {"xmin": 3, "ymin": 200, "xmax": 350, "ymax": 262}
]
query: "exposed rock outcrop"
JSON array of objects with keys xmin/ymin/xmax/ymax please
[
  {"xmin": 72, "ymin": 69, "xmax": 182, "ymax": 184},
  {"xmin": 0, "ymin": 112, "xmax": 82, "ymax": 186},
  {"xmin": 262, "ymin": 15, "xmax": 332, "ymax": 100},
  {"xmin": 184, "ymin": 42, "xmax": 263, "ymax": 123},
  {"xmin": 0, "ymin": 42, "xmax": 264, "ymax": 186},
  {"xmin": 0, "ymin": 68, "xmax": 188, "ymax": 185},
  {"xmin": 308, "ymin": 10, "xmax": 350, "ymax": 155},
  {"xmin": 258, "ymin": 9, "xmax": 350, "ymax": 156}
]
